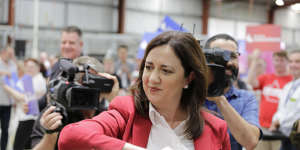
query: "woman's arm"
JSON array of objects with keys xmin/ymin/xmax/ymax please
[
  {"xmin": 2, "ymin": 84, "xmax": 26, "ymax": 103},
  {"xmin": 32, "ymin": 133, "xmax": 58, "ymax": 150},
  {"xmin": 59, "ymin": 96, "xmax": 136, "ymax": 150},
  {"xmin": 222, "ymin": 123, "xmax": 231, "ymax": 150},
  {"xmin": 208, "ymin": 96, "xmax": 260, "ymax": 150},
  {"xmin": 58, "ymin": 111, "xmax": 127, "ymax": 150}
]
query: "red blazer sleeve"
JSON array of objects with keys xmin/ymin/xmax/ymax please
[
  {"xmin": 222, "ymin": 124, "xmax": 231, "ymax": 150},
  {"xmin": 58, "ymin": 96, "xmax": 134, "ymax": 150}
]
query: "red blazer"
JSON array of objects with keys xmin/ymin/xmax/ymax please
[{"xmin": 59, "ymin": 96, "xmax": 230, "ymax": 150}]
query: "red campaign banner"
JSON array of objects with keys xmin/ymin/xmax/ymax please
[{"xmin": 245, "ymin": 24, "xmax": 281, "ymax": 52}]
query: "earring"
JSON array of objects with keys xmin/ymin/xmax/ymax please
[{"xmin": 184, "ymin": 85, "xmax": 189, "ymax": 89}]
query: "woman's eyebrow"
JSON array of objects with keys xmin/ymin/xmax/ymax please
[
  {"xmin": 145, "ymin": 61, "xmax": 153, "ymax": 65},
  {"xmin": 161, "ymin": 64, "xmax": 175, "ymax": 70}
]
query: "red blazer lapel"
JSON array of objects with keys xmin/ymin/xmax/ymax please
[
  {"xmin": 194, "ymin": 122, "xmax": 214, "ymax": 150},
  {"xmin": 132, "ymin": 114, "xmax": 152, "ymax": 148},
  {"xmin": 194, "ymin": 135, "xmax": 212, "ymax": 150}
]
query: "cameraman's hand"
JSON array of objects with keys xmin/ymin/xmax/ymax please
[
  {"xmin": 207, "ymin": 95, "xmax": 227, "ymax": 103},
  {"xmin": 269, "ymin": 120, "xmax": 280, "ymax": 132},
  {"xmin": 40, "ymin": 106, "xmax": 63, "ymax": 131},
  {"xmin": 97, "ymin": 72, "xmax": 119, "ymax": 102},
  {"xmin": 297, "ymin": 120, "xmax": 300, "ymax": 133}
]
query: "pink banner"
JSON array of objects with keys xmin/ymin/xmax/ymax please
[
  {"xmin": 245, "ymin": 24, "xmax": 281, "ymax": 73},
  {"xmin": 246, "ymin": 24, "xmax": 281, "ymax": 52}
]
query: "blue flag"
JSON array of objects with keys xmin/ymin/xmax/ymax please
[
  {"xmin": 157, "ymin": 16, "xmax": 188, "ymax": 32},
  {"xmin": 4, "ymin": 71, "xmax": 19, "ymax": 88},
  {"xmin": 21, "ymin": 74, "xmax": 39, "ymax": 116},
  {"xmin": 22, "ymin": 74, "xmax": 34, "ymax": 95},
  {"xmin": 137, "ymin": 31, "xmax": 162, "ymax": 59},
  {"xmin": 136, "ymin": 16, "xmax": 189, "ymax": 59}
]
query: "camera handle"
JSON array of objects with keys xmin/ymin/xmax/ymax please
[
  {"xmin": 42, "ymin": 101, "xmax": 69, "ymax": 134},
  {"xmin": 84, "ymin": 65, "xmax": 89, "ymax": 82},
  {"xmin": 81, "ymin": 64, "xmax": 93, "ymax": 86}
]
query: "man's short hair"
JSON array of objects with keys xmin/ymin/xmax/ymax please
[
  {"xmin": 118, "ymin": 44, "xmax": 128, "ymax": 51},
  {"xmin": 73, "ymin": 56, "xmax": 104, "ymax": 73},
  {"xmin": 62, "ymin": 26, "xmax": 82, "ymax": 38},
  {"xmin": 73, "ymin": 56, "xmax": 104, "ymax": 83},
  {"xmin": 204, "ymin": 33, "xmax": 238, "ymax": 49},
  {"xmin": 272, "ymin": 51, "xmax": 288, "ymax": 59},
  {"xmin": 289, "ymin": 49, "xmax": 300, "ymax": 56}
]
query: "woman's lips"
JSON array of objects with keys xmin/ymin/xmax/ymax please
[
  {"xmin": 150, "ymin": 87, "xmax": 161, "ymax": 93},
  {"xmin": 225, "ymin": 69, "xmax": 232, "ymax": 75}
]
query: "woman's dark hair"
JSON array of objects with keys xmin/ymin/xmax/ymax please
[
  {"xmin": 24, "ymin": 58, "xmax": 47, "ymax": 77},
  {"xmin": 132, "ymin": 31, "xmax": 208, "ymax": 139},
  {"xmin": 39, "ymin": 63, "xmax": 48, "ymax": 78}
]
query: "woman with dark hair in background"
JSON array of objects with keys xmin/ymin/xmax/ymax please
[{"xmin": 3, "ymin": 58, "xmax": 46, "ymax": 150}]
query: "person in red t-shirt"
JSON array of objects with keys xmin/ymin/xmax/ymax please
[{"xmin": 248, "ymin": 50, "xmax": 293, "ymax": 150}]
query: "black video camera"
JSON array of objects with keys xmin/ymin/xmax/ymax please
[
  {"xmin": 47, "ymin": 58, "xmax": 114, "ymax": 131},
  {"xmin": 203, "ymin": 48, "xmax": 234, "ymax": 97}
]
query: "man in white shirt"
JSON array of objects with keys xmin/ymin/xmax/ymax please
[
  {"xmin": 270, "ymin": 50, "xmax": 300, "ymax": 150},
  {"xmin": 114, "ymin": 45, "xmax": 136, "ymax": 90}
]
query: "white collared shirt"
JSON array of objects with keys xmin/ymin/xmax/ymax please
[
  {"xmin": 17, "ymin": 73, "xmax": 47, "ymax": 121},
  {"xmin": 272, "ymin": 78, "xmax": 300, "ymax": 136},
  {"xmin": 147, "ymin": 103, "xmax": 194, "ymax": 150}
]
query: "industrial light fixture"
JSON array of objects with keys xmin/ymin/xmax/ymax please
[
  {"xmin": 291, "ymin": 3, "xmax": 300, "ymax": 12},
  {"xmin": 275, "ymin": 0, "xmax": 284, "ymax": 6}
]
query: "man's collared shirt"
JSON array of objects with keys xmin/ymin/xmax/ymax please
[
  {"xmin": 272, "ymin": 78, "xmax": 300, "ymax": 136},
  {"xmin": 205, "ymin": 86, "xmax": 259, "ymax": 150}
]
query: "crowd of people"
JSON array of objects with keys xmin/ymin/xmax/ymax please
[{"xmin": 0, "ymin": 25, "xmax": 299, "ymax": 150}]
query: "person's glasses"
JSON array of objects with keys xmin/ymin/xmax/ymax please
[{"xmin": 230, "ymin": 52, "xmax": 241, "ymax": 59}]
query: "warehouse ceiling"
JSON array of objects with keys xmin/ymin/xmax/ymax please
[
  {"xmin": 228, "ymin": 0, "xmax": 270, "ymax": 5},
  {"xmin": 214, "ymin": 0, "xmax": 300, "ymax": 8}
]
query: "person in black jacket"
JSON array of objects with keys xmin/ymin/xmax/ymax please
[
  {"xmin": 31, "ymin": 56, "xmax": 119, "ymax": 150},
  {"xmin": 31, "ymin": 26, "xmax": 84, "ymax": 150}
]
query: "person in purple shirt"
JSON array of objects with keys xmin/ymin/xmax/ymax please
[{"xmin": 204, "ymin": 34, "xmax": 262, "ymax": 150}]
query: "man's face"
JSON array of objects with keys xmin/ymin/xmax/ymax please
[
  {"xmin": 6, "ymin": 47, "xmax": 14, "ymax": 59},
  {"xmin": 60, "ymin": 32, "xmax": 82, "ymax": 59},
  {"xmin": 289, "ymin": 52, "xmax": 300, "ymax": 79},
  {"xmin": 1, "ymin": 46, "xmax": 14, "ymax": 62},
  {"xmin": 25, "ymin": 60, "xmax": 40, "ymax": 76},
  {"xmin": 272, "ymin": 55, "xmax": 288, "ymax": 74},
  {"xmin": 117, "ymin": 47, "xmax": 128, "ymax": 62},
  {"xmin": 209, "ymin": 39, "xmax": 239, "ymax": 86}
]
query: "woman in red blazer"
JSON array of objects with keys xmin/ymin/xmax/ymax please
[{"xmin": 59, "ymin": 31, "xmax": 231, "ymax": 150}]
